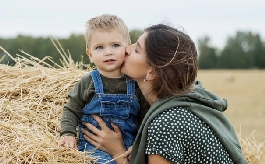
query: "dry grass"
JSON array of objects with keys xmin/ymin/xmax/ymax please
[
  {"xmin": 0, "ymin": 42, "xmax": 264, "ymax": 163},
  {"xmin": 197, "ymin": 69, "xmax": 265, "ymax": 163},
  {"xmin": 197, "ymin": 70, "xmax": 265, "ymax": 142},
  {"xmin": 0, "ymin": 43, "xmax": 97, "ymax": 163}
]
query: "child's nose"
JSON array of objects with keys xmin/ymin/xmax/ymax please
[{"xmin": 105, "ymin": 48, "xmax": 112, "ymax": 56}]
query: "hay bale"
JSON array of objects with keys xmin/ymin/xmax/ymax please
[
  {"xmin": 239, "ymin": 131, "xmax": 265, "ymax": 164},
  {"xmin": 0, "ymin": 44, "xmax": 264, "ymax": 163},
  {"xmin": 0, "ymin": 45, "xmax": 97, "ymax": 163}
]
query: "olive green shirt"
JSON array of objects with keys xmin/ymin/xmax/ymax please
[{"xmin": 60, "ymin": 73, "xmax": 149, "ymax": 137}]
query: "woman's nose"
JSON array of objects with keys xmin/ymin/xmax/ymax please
[{"xmin": 125, "ymin": 44, "xmax": 131, "ymax": 56}]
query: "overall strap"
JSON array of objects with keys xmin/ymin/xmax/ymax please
[
  {"xmin": 126, "ymin": 76, "xmax": 135, "ymax": 95},
  {"xmin": 90, "ymin": 69, "xmax": 104, "ymax": 93}
]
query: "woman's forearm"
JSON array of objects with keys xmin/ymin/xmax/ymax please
[{"xmin": 113, "ymin": 154, "xmax": 129, "ymax": 164}]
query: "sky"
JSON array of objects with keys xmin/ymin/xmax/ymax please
[{"xmin": 0, "ymin": 0, "xmax": 264, "ymax": 48}]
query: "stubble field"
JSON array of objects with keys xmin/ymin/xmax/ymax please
[
  {"xmin": 0, "ymin": 44, "xmax": 264, "ymax": 163},
  {"xmin": 197, "ymin": 69, "xmax": 265, "ymax": 143}
]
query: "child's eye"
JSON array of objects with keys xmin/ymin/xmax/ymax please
[
  {"xmin": 113, "ymin": 44, "xmax": 120, "ymax": 48},
  {"xmin": 135, "ymin": 49, "xmax": 138, "ymax": 53},
  {"xmin": 96, "ymin": 46, "xmax": 103, "ymax": 50}
]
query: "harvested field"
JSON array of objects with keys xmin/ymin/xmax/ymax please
[
  {"xmin": 197, "ymin": 70, "xmax": 265, "ymax": 143},
  {"xmin": 197, "ymin": 69, "xmax": 265, "ymax": 163}
]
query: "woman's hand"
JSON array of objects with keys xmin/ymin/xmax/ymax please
[
  {"xmin": 81, "ymin": 115, "xmax": 127, "ymax": 158},
  {"xmin": 124, "ymin": 146, "xmax": 132, "ymax": 162}
]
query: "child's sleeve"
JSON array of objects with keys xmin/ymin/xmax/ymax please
[{"xmin": 60, "ymin": 74, "xmax": 93, "ymax": 137}]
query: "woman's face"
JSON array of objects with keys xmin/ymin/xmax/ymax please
[{"xmin": 121, "ymin": 32, "xmax": 151, "ymax": 81}]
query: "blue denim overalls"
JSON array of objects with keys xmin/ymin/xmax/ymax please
[{"xmin": 78, "ymin": 69, "xmax": 140, "ymax": 164}]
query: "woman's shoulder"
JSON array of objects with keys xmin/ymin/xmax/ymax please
[
  {"xmin": 152, "ymin": 107, "xmax": 194, "ymax": 122},
  {"xmin": 148, "ymin": 107, "xmax": 196, "ymax": 135},
  {"xmin": 148, "ymin": 107, "xmax": 211, "ymax": 134}
]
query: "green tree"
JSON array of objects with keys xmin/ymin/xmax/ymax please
[
  {"xmin": 198, "ymin": 36, "xmax": 218, "ymax": 69},
  {"xmin": 129, "ymin": 29, "xmax": 143, "ymax": 44},
  {"xmin": 252, "ymin": 35, "xmax": 265, "ymax": 68},
  {"xmin": 219, "ymin": 31, "xmax": 262, "ymax": 69},
  {"xmin": 3, "ymin": 29, "xmax": 263, "ymax": 69}
]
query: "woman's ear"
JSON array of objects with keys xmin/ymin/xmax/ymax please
[{"xmin": 145, "ymin": 68, "xmax": 156, "ymax": 81}]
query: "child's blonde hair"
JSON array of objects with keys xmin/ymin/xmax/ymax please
[{"xmin": 85, "ymin": 14, "xmax": 131, "ymax": 49}]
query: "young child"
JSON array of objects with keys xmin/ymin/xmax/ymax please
[{"xmin": 58, "ymin": 14, "xmax": 149, "ymax": 163}]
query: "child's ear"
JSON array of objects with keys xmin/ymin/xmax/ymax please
[{"xmin": 86, "ymin": 49, "xmax": 93, "ymax": 62}]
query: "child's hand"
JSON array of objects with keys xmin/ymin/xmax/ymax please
[{"xmin": 58, "ymin": 135, "xmax": 77, "ymax": 149}]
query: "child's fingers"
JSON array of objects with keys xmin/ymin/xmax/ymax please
[
  {"xmin": 64, "ymin": 141, "xmax": 71, "ymax": 149},
  {"xmin": 57, "ymin": 138, "xmax": 65, "ymax": 146},
  {"xmin": 68, "ymin": 141, "xmax": 75, "ymax": 149}
]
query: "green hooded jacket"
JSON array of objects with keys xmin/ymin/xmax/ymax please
[{"xmin": 130, "ymin": 81, "xmax": 247, "ymax": 164}]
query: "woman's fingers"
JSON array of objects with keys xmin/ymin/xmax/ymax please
[
  {"xmin": 92, "ymin": 114, "xmax": 109, "ymax": 130},
  {"xmin": 111, "ymin": 122, "xmax": 122, "ymax": 134},
  {"xmin": 81, "ymin": 114, "xmax": 127, "ymax": 157},
  {"xmin": 82, "ymin": 115, "xmax": 111, "ymax": 136},
  {"xmin": 82, "ymin": 122, "xmax": 101, "ymax": 136},
  {"xmin": 82, "ymin": 127, "xmax": 108, "ymax": 151},
  {"xmin": 125, "ymin": 146, "xmax": 132, "ymax": 160},
  {"xmin": 81, "ymin": 127, "xmax": 100, "ymax": 142}
]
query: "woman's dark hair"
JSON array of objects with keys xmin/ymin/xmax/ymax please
[{"xmin": 144, "ymin": 24, "xmax": 198, "ymax": 98}]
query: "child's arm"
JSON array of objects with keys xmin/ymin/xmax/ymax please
[
  {"xmin": 59, "ymin": 74, "xmax": 93, "ymax": 148},
  {"xmin": 60, "ymin": 85, "xmax": 84, "ymax": 138}
]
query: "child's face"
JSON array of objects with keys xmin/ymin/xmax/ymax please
[{"xmin": 87, "ymin": 29, "xmax": 127, "ymax": 78}]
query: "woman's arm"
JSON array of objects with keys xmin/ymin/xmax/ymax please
[
  {"xmin": 148, "ymin": 154, "xmax": 171, "ymax": 164},
  {"xmin": 81, "ymin": 115, "xmax": 129, "ymax": 164}
]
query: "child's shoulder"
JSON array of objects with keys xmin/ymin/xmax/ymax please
[{"xmin": 78, "ymin": 72, "xmax": 93, "ymax": 83}]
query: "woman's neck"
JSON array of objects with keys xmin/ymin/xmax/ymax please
[{"xmin": 137, "ymin": 81, "xmax": 157, "ymax": 105}]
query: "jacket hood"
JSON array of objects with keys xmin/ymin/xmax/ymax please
[{"xmin": 181, "ymin": 81, "xmax": 228, "ymax": 112}]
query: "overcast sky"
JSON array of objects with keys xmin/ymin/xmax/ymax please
[{"xmin": 0, "ymin": 0, "xmax": 264, "ymax": 48}]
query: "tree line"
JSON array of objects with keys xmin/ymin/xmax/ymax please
[
  {"xmin": 0, "ymin": 29, "xmax": 264, "ymax": 69},
  {"xmin": 198, "ymin": 31, "xmax": 265, "ymax": 69}
]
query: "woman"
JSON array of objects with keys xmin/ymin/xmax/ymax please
[{"xmin": 82, "ymin": 24, "xmax": 247, "ymax": 164}]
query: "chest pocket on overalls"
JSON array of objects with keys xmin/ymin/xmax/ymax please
[{"xmin": 100, "ymin": 100, "xmax": 130, "ymax": 119}]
